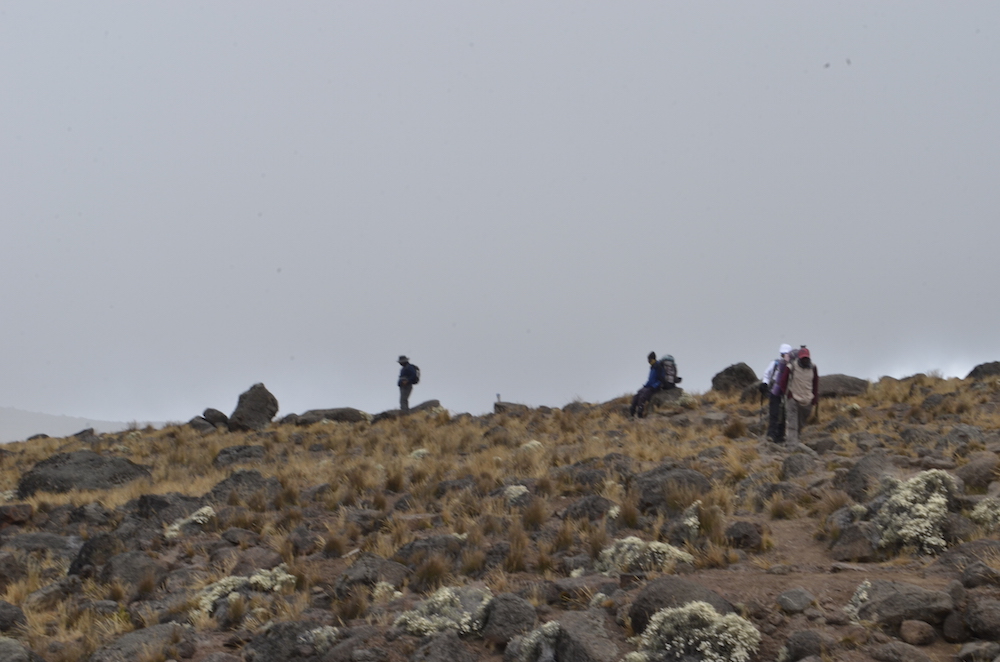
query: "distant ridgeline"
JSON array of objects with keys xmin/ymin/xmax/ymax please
[{"xmin": 0, "ymin": 407, "xmax": 158, "ymax": 444}]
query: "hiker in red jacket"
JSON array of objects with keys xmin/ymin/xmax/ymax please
[{"xmin": 777, "ymin": 346, "xmax": 818, "ymax": 446}]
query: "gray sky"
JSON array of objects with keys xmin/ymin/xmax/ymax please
[{"xmin": 2, "ymin": 3, "xmax": 998, "ymax": 422}]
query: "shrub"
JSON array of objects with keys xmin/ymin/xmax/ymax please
[
  {"xmin": 393, "ymin": 585, "xmax": 493, "ymax": 636},
  {"xmin": 623, "ymin": 601, "xmax": 761, "ymax": 662},
  {"xmin": 872, "ymin": 470, "xmax": 959, "ymax": 554},
  {"xmin": 970, "ymin": 497, "xmax": 1000, "ymax": 531},
  {"xmin": 594, "ymin": 536, "xmax": 693, "ymax": 574}
]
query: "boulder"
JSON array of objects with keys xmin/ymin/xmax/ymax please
[
  {"xmin": 967, "ymin": 362, "xmax": 1000, "ymax": 380},
  {"xmin": 242, "ymin": 620, "xmax": 325, "ymax": 662},
  {"xmin": 711, "ymin": 363, "xmax": 757, "ymax": 393},
  {"xmin": 0, "ymin": 552, "xmax": 27, "ymax": 592},
  {"xmin": 412, "ymin": 630, "xmax": 477, "ymax": 662},
  {"xmin": 0, "ymin": 600, "xmax": 26, "ymax": 632},
  {"xmin": 228, "ymin": 383, "xmax": 279, "ymax": 432},
  {"xmin": 962, "ymin": 561, "xmax": 1000, "ymax": 588},
  {"xmin": 551, "ymin": 609, "xmax": 623, "ymax": 661},
  {"xmin": 956, "ymin": 640, "xmax": 1000, "ymax": 661},
  {"xmin": 955, "ymin": 452, "xmax": 999, "ymax": 491},
  {"xmin": 777, "ymin": 588, "xmax": 816, "ymax": 614},
  {"xmin": 837, "ymin": 450, "xmax": 890, "ymax": 502},
  {"xmin": 0, "ymin": 637, "xmax": 44, "ymax": 662},
  {"xmin": 98, "ymin": 551, "xmax": 168, "ymax": 594},
  {"xmin": 563, "ymin": 495, "xmax": 615, "ymax": 521},
  {"xmin": 634, "ymin": 465, "xmax": 711, "ymax": 515},
  {"xmin": 898, "ymin": 619, "xmax": 936, "ymax": 646},
  {"xmin": 17, "ymin": 450, "xmax": 150, "ymax": 498},
  {"xmin": 213, "ymin": 445, "xmax": 266, "ymax": 468},
  {"xmin": 23, "ymin": 575, "xmax": 81, "ymax": 610},
  {"xmin": 481, "ymin": 593, "xmax": 537, "ymax": 646},
  {"xmin": 203, "ymin": 408, "xmax": 229, "ymax": 427},
  {"xmin": 855, "ymin": 580, "xmax": 952, "ymax": 630},
  {"xmin": 295, "ymin": 408, "xmax": 370, "ymax": 425},
  {"xmin": 333, "ymin": 552, "xmax": 409, "ymax": 599},
  {"xmin": 965, "ymin": 595, "xmax": 1000, "ymax": 640},
  {"xmin": 725, "ymin": 521, "xmax": 763, "ymax": 550},
  {"xmin": 89, "ymin": 623, "xmax": 193, "ymax": 662},
  {"xmin": 1, "ymin": 532, "xmax": 83, "ymax": 561},
  {"xmin": 68, "ymin": 533, "xmax": 124, "ymax": 577},
  {"xmin": 781, "ymin": 453, "xmax": 816, "ymax": 480},
  {"xmin": 818, "ymin": 374, "xmax": 869, "ymax": 398},
  {"xmin": 783, "ymin": 630, "xmax": 836, "ymax": 661},
  {"xmin": 205, "ymin": 469, "xmax": 281, "ymax": 506},
  {"xmin": 830, "ymin": 522, "xmax": 879, "ymax": 562},
  {"xmin": 188, "ymin": 416, "xmax": 215, "ymax": 433},
  {"xmin": 628, "ymin": 576, "xmax": 734, "ymax": 635}
]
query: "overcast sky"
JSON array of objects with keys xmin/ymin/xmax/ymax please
[{"xmin": 1, "ymin": 3, "xmax": 998, "ymax": 422}]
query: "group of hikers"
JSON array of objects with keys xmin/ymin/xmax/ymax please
[
  {"xmin": 398, "ymin": 344, "xmax": 819, "ymax": 445},
  {"xmin": 627, "ymin": 344, "xmax": 818, "ymax": 446}
]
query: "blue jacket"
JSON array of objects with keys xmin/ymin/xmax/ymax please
[
  {"xmin": 398, "ymin": 364, "xmax": 418, "ymax": 386},
  {"xmin": 643, "ymin": 365, "xmax": 662, "ymax": 389}
]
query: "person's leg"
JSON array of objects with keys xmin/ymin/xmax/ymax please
[
  {"xmin": 630, "ymin": 392, "xmax": 641, "ymax": 417},
  {"xmin": 785, "ymin": 399, "xmax": 799, "ymax": 445},
  {"xmin": 767, "ymin": 393, "xmax": 782, "ymax": 441},
  {"xmin": 400, "ymin": 384, "xmax": 412, "ymax": 411},
  {"xmin": 798, "ymin": 403, "xmax": 813, "ymax": 433},
  {"xmin": 636, "ymin": 387, "xmax": 654, "ymax": 418}
]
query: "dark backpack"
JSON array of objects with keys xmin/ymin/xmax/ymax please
[
  {"xmin": 656, "ymin": 356, "xmax": 678, "ymax": 388},
  {"xmin": 410, "ymin": 365, "xmax": 420, "ymax": 385}
]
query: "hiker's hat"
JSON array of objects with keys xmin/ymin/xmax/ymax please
[
  {"xmin": 798, "ymin": 347, "xmax": 810, "ymax": 359},
  {"xmin": 779, "ymin": 343, "xmax": 792, "ymax": 355},
  {"xmin": 398, "ymin": 355, "xmax": 409, "ymax": 363}
]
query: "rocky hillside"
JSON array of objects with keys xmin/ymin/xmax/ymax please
[{"xmin": 2, "ymin": 366, "xmax": 1000, "ymax": 662}]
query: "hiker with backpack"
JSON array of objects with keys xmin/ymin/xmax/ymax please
[
  {"xmin": 759, "ymin": 343, "xmax": 793, "ymax": 443},
  {"xmin": 629, "ymin": 352, "xmax": 681, "ymax": 418},
  {"xmin": 776, "ymin": 346, "xmax": 818, "ymax": 446},
  {"xmin": 397, "ymin": 355, "xmax": 420, "ymax": 412}
]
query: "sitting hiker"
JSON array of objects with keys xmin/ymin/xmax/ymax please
[{"xmin": 629, "ymin": 352, "xmax": 681, "ymax": 418}]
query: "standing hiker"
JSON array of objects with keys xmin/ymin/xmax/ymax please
[
  {"xmin": 777, "ymin": 346, "xmax": 818, "ymax": 446},
  {"xmin": 760, "ymin": 343, "xmax": 792, "ymax": 443},
  {"xmin": 397, "ymin": 355, "xmax": 420, "ymax": 412}
]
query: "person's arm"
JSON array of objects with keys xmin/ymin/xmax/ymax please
[{"xmin": 777, "ymin": 365, "xmax": 790, "ymax": 394}]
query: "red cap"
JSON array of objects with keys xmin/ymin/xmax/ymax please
[{"xmin": 798, "ymin": 347, "xmax": 810, "ymax": 359}]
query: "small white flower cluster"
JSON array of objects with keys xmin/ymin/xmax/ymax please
[
  {"xmin": 504, "ymin": 485, "xmax": 530, "ymax": 504},
  {"xmin": 371, "ymin": 581, "xmax": 403, "ymax": 605},
  {"xmin": 165, "ymin": 506, "xmax": 217, "ymax": 539},
  {"xmin": 195, "ymin": 564, "xmax": 297, "ymax": 615},
  {"xmin": 0, "ymin": 490, "xmax": 15, "ymax": 503},
  {"xmin": 513, "ymin": 621, "xmax": 561, "ymax": 662},
  {"xmin": 594, "ymin": 536, "xmax": 694, "ymax": 575},
  {"xmin": 608, "ymin": 506, "xmax": 621, "ymax": 520},
  {"xmin": 393, "ymin": 586, "xmax": 493, "ymax": 637},
  {"xmin": 843, "ymin": 580, "xmax": 871, "ymax": 622},
  {"xmin": 410, "ymin": 448, "xmax": 430, "ymax": 459},
  {"xmin": 970, "ymin": 497, "xmax": 1000, "ymax": 531},
  {"xmin": 680, "ymin": 501, "xmax": 702, "ymax": 540},
  {"xmin": 872, "ymin": 470, "xmax": 959, "ymax": 554},
  {"xmin": 520, "ymin": 440, "xmax": 544, "ymax": 452},
  {"xmin": 298, "ymin": 625, "xmax": 343, "ymax": 653},
  {"xmin": 623, "ymin": 601, "xmax": 761, "ymax": 662}
]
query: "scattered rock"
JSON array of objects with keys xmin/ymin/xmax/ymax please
[
  {"xmin": 783, "ymin": 629, "xmax": 836, "ymax": 661},
  {"xmin": 967, "ymin": 362, "xmax": 1000, "ymax": 380},
  {"xmin": 869, "ymin": 641, "xmax": 933, "ymax": 662},
  {"xmin": 0, "ymin": 601, "xmax": 26, "ymax": 632},
  {"xmin": 898, "ymin": 619, "xmax": 936, "ymax": 646},
  {"xmin": 628, "ymin": 576, "xmax": 733, "ymax": 635},
  {"xmin": 228, "ymin": 383, "xmax": 279, "ymax": 432},
  {"xmin": 203, "ymin": 408, "xmax": 230, "ymax": 427},
  {"xmin": 777, "ymin": 588, "xmax": 815, "ymax": 614},
  {"xmin": 711, "ymin": 363, "xmax": 757, "ymax": 393},
  {"xmin": 411, "ymin": 630, "xmax": 477, "ymax": 662},
  {"xmin": 213, "ymin": 445, "xmax": 266, "ymax": 468},
  {"xmin": 725, "ymin": 521, "xmax": 763, "ymax": 550},
  {"xmin": 481, "ymin": 593, "xmax": 537, "ymax": 646},
  {"xmin": 855, "ymin": 580, "xmax": 953, "ymax": 630},
  {"xmin": 17, "ymin": 450, "xmax": 150, "ymax": 498},
  {"xmin": 818, "ymin": 374, "xmax": 869, "ymax": 398}
]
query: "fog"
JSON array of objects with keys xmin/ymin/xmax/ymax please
[{"xmin": 1, "ymin": 3, "xmax": 998, "ymax": 422}]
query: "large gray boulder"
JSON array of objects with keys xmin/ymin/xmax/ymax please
[
  {"xmin": 628, "ymin": 576, "xmax": 734, "ymax": 635},
  {"xmin": 17, "ymin": 450, "xmax": 150, "ymax": 498},
  {"xmin": 228, "ymin": 383, "xmax": 279, "ymax": 432},
  {"xmin": 854, "ymin": 581, "xmax": 953, "ymax": 630},
  {"xmin": 1, "ymin": 533, "xmax": 83, "ymax": 561},
  {"xmin": 634, "ymin": 465, "xmax": 711, "ymax": 515},
  {"xmin": 965, "ymin": 595, "xmax": 1000, "ymax": 640},
  {"xmin": 294, "ymin": 408, "xmax": 370, "ymax": 425},
  {"xmin": 98, "ymin": 551, "xmax": 168, "ymax": 595},
  {"xmin": 818, "ymin": 374, "xmax": 869, "ymax": 398},
  {"xmin": 481, "ymin": 593, "xmax": 537, "ymax": 646},
  {"xmin": 837, "ymin": 450, "xmax": 890, "ymax": 502},
  {"xmin": 711, "ymin": 363, "xmax": 757, "ymax": 393}
]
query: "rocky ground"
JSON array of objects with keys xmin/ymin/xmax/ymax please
[{"xmin": 2, "ymin": 363, "xmax": 1000, "ymax": 661}]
